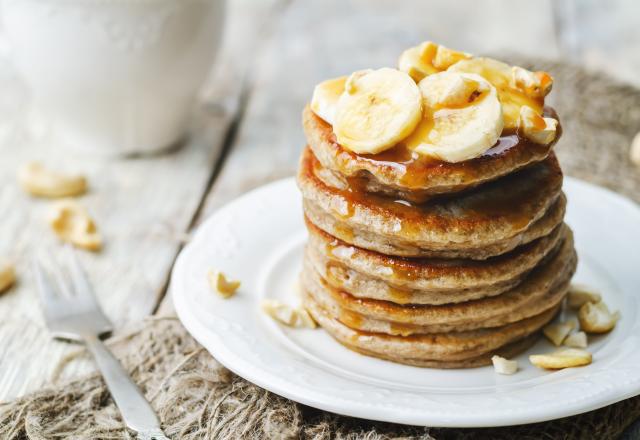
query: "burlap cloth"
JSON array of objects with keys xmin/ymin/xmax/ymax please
[{"xmin": 1, "ymin": 60, "xmax": 639, "ymax": 439}]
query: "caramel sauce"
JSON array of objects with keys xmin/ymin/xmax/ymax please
[
  {"xmin": 324, "ymin": 262, "xmax": 347, "ymax": 288},
  {"xmin": 387, "ymin": 285, "xmax": 414, "ymax": 305},
  {"xmin": 339, "ymin": 309, "xmax": 364, "ymax": 329},
  {"xmin": 333, "ymin": 222, "xmax": 354, "ymax": 241},
  {"xmin": 306, "ymin": 216, "xmax": 559, "ymax": 281},
  {"xmin": 323, "ymin": 107, "xmax": 559, "ymax": 191},
  {"xmin": 388, "ymin": 321, "xmax": 420, "ymax": 337},
  {"xmin": 390, "ymin": 265, "xmax": 423, "ymax": 282},
  {"xmin": 308, "ymin": 147, "xmax": 561, "ymax": 240},
  {"xmin": 323, "ymin": 253, "xmax": 416, "ymax": 305},
  {"xmin": 357, "ymin": 130, "xmax": 526, "ymax": 189},
  {"xmin": 322, "ymin": 276, "xmax": 424, "ymax": 322},
  {"xmin": 338, "ymin": 300, "xmax": 420, "ymax": 337}
]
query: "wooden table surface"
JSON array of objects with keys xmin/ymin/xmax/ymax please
[{"xmin": 1, "ymin": 0, "xmax": 638, "ymax": 402}]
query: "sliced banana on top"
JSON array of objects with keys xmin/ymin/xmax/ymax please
[
  {"xmin": 406, "ymin": 72, "xmax": 503, "ymax": 163},
  {"xmin": 398, "ymin": 41, "xmax": 470, "ymax": 83},
  {"xmin": 519, "ymin": 106, "xmax": 558, "ymax": 144},
  {"xmin": 398, "ymin": 41, "xmax": 439, "ymax": 82},
  {"xmin": 511, "ymin": 66, "xmax": 553, "ymax": 98},
  {"xmin": 448, "ymin": 57, "xmax": 548, "ymax": 132},
  {"xmin": 310, "ymin": 76, "xmax": 347, "ymax": 125},
  {"xmin": 432, "ymin": 45, "xmax": 472, "ymax": 70},
  {"xmin": 333, "ymin": 68, "xmax": 422, "ymax": 154}
]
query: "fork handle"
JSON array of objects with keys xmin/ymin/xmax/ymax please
[{"xmin": 83, "ymin": 334, "xmax": 169, "ymax": 439}]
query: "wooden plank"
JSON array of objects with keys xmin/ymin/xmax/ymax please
[
  {"xmin": 0, "ymin": 0, "xmax": 279, "ymax": 401},
  {"xmin": 0, "ymin": 110, "xmax": 225, "ymax": 400},
  {"xmin": 553, "ymin": 0, "xmax": 640, "ymax": 87}
]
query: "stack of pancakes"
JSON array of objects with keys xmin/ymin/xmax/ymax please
[{"xmin": 297, "ymin": 105, "xmax": 577, "ymax": 368}]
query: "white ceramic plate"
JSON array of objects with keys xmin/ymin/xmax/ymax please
[{"xmin": 172, "ymin": 177, "xmax": 640, "ymax": 428}]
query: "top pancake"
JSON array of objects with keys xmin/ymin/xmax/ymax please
[{"xmin": 303, "ymin": 105, "xmax": 561, "ymax": 202}]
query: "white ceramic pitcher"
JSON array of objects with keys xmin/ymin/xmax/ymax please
[{"xmin": 1, "ymin": 0, "xmax": 224, "ymax": 156}]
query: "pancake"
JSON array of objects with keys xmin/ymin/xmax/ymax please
[
  {"xmin": 303, "ymin": 291, "xmax": 557, "ymax": 368},
  {"xmin": 306, "ymin": 217, "xmax": 565, "ymax": 303},
  {"xmin": 301, "ymin": 227, "xmax": 576, "ymax": 334},
  {"xmin": 339, "ymin": 333, "xmax": 541, "ymax": 369},
  {"xmin": 298, "ymin": 146, "xmax": 565, "ymax": 259},
  {"xmin": 303, "ymin": 105, "xmax": 561, "ymax": 203}
]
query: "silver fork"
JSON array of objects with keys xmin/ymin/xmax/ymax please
[{"xmin": 33, "ymin": 247, "xmax": 169, "ymax": 440}]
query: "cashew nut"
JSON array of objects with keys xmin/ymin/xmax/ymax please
[
  {"xmin": 48, "ymin": 200, "xmax": 102, "ymax": 251},
  {"xmin": 19, "ymin": 162, "xmax": 87, "ymax": 198}
]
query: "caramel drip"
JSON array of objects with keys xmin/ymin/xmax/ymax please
[
  {"xmin": 339, "ymin": 309, "xmax": 364, "ymax": 328},
  {"xmin": 310, "ymin": 145, "xmax": 561, "ymax": 241},
  {"xmin": 389, "ymin": 321, "xmax": 421, "ymax": 337},
  {"xmin": 324, "ymin": 107, "xmax": 559, "ymax": 191},
  {"xmin": 333, "ymin": 222, "xmax": 354, "ymax": 242},
  {"xmin": 324, "ymin": 256, "xmax": 416, "ymax": 306},
  {"xmin": 387, "ymin": 285, "xmax": 414, "ymax": 305},
  {"xmin": 324, "ymin": 262, "xmax": 347, "ymax": 288}
]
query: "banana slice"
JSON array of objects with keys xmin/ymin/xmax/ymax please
[
  {"xmin": 519, "ymin": 106, "xmax": 558, "ymax": 144},
  {"xmin": 310, "ymin": 76, "xmax": 347, "ymax": 125},
  {"xmin": 432, "ymin": 45, "xmax": 471, "ymax": 70},
  {"xmin": 398, "ymin": 41, "xmax": 439, "ymax": 82},
  {"xmin": 407, "ymin": 72, "xmax": 503, "ymax": 163},
  {"xmin": 448, "ymin": 57, "xmax": 546, "ymax": 131},
  {"xmin": 398, "ymin": 41, "xmax": 471, "ymax": 82},
  {"xmin": 511, "ymin": 66, "xmax": 553, "ymax": 98},
  {"xmin": 333, "ymin": 68, "xmax": 422, "ymax": 154}
]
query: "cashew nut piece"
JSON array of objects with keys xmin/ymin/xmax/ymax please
[
  {"xmin": 19, "ymin": 162, "xmax": 87, "ymax": 198},
  {"xmin": 0, "ymin": 259, "xmax": 16, "ymax": 293},
  {"xmin": 48, "ymin": 200, "xmax": 102, "ymax": 251}
]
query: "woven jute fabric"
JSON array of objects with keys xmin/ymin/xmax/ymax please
[{"xmin": 1, "ymin": 61, "xmax": 639, "ymax": 440}]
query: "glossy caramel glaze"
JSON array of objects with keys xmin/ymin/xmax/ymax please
[
  {"xmin": 298, "ymin": 146, "xmax": 563, "ymax": 245},
  {"xmin": 306, "ymin": 215, "xmax": 564, "ymax": 283},
  {"xmin": 303, "ymin": 105, "xmax": 562, "ymax": 202}
]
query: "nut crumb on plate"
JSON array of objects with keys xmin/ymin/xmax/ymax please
[
  {"xmin": 579, "ymin": 301, "xmax": 619, "ymax": 333},
  {"xmin": 530, "ymin": 348, "xmax": 592, "ymax": 370},
  {"xmin": 564, "ymin": 331, "xmax": 588, "ymax": 348},
  {"xmin": 261, "ymin": 299, "xmax": 317, "ymax": 328},
  {"xmin": 568, "ymin": 283, "xmax": 602, "ymax": 309},
  {"xmin": 491, "ymin": 355, "xmax": 518, "ymax": 375},
  {"xmin": 208, "ymin": 270, "xmax": 241, "ymax": 298},
  {"xmin": 543, "ymin": 322, "xmax": 574, "ymax": 346}
]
